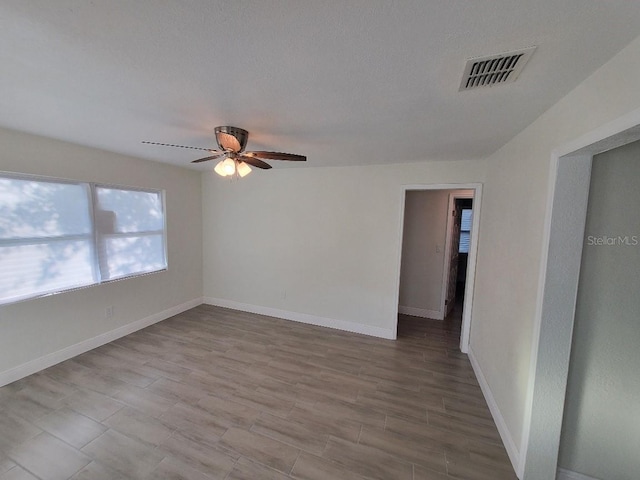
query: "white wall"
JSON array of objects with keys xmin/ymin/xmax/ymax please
[
  {"xmin": 398, "ymin": 190, "xmax": 449, "ymax": 319},
  {"xmin": 202, "ymin": 161, "xmax": 486, "ymax": 339},
  {"xmin": 557, "ymin": 141, "xmax": 640, "ymax": 479},
  {"xmin": 0, "ymin": 127, "xmax": 203, "ymax": 384},
  {"xmin": 469, "ymin": 34, "xmax": 640, "ymax": 477}
]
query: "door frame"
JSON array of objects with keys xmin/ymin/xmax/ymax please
[
  {"xmin": 441, "ymin": 190, "xmax": 475, "ymax": 322},
  {"xmin": 520, "ymin": 109, "xmax": 640, "ymax": 478},
  {"xmin": 394, "ymin": 183, "xmax": 483, "ymax": 353}
]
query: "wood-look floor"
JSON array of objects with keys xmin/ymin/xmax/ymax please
[{"xmin": 0, "ymin": 305, "xmax": 517, "ymax": 480}]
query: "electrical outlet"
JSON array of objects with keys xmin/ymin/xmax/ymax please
[{"xmin": 105, "ymin": 306, "xmax": 114, "ymax": 318}]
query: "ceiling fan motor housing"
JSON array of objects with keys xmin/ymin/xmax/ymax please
[{"xmin": 215, "ymin": 126, "xmax": 248, "ymax": 152}]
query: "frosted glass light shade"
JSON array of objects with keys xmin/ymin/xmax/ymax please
[
  {"xmin": 214, "ymin": 158, "xmax": 252, "ymax": 178},
  {"xmin": 214, "ymin": 160, "xmax": 228, "ymax": 176},
  {"xmin": 222, "ymin": 158, "xmax": 236, "ymax": 175},
  {"xmin": 237, "ymin": 161, "xmax": 252, "ymax": 177}
]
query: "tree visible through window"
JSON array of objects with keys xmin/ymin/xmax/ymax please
[
  {"xmin": 0, "ymin": 173, "xmax": 167, "ymax": 305},
  {"xmin": 95, "ymin": 186, "xmax": 166, "ymax": 281}
]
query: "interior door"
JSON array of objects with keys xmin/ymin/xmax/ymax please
[{"xmin": 445, "ymin": 201, "xmax": 462, "ymax": 317}]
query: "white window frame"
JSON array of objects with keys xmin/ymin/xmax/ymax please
[
  {"xmin": 92, "ymin": 183, "xmax": 168, "ymax": 282},
  {"xmin": 0, "ymin": 171, "xmax": 167, "ymax": 305}
]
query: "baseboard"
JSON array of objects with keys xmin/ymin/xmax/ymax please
[
  {"xmin": 557, "ymin": 468, "xmax": 600, "ymax": 480},
  {"xmin": 468, "ymin": 347, "xmax": 522, "ymax": 478},
  {"xmin": 203, "ymin": 297, "xmax": 396, "ymax": 340},
  {"xmin": 0, "ymin": 297, "xmax": 203, "ymax": 388},
  {"xmin": 398, "ymin": 305, "xmax": 444, "ymax": 320}
]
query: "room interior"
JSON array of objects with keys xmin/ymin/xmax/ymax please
[{"xmin": 2, "ymin": 2, "xmax": 640, "ymax": 479}]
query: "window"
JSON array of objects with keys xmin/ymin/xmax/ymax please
[
  {"xmin": 458, "ymin": 208, "xmax": 473, "ymax": 254},
  {"xmin": 95, "ymin": 186, "xmax": 166, "ymax": 281},
  {"xmin": 0, "ymin": 173, "xmax": 166, "ymax": 305}
]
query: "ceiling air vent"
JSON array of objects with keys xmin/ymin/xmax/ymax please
[{"xmin": 459, "ymin": 46, "xmax": 536, "ymax": 91}]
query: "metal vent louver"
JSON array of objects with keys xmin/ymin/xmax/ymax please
[{"xmin": 459, "ymin": 46, "xmax": 536, "ymax": 91}]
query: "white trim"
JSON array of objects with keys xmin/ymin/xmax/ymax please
[
  {"xmin": 518, "ymin": 150, "xmax": 561, "ymax": 478},
  {"xmin": 402, "ymin": 183, "xmax": 482, "ymax": 192},
  {"xmin": 520, "ymin": 106, "xmax": 640, "ymax": 479},
  {"xmin": 393, "ymin": 183, "xmax": 482, "ymax": 354},
  {"xmin": 528, "ymin": 154, "xmax": 592, "ymax": 476},
  {"xmin": 391, "ymin": 190, "xmax": 408, "ymax": 336},
  {"xmin": 203, "ymin": 297, "xmax": 396, "ymax": 340},
  {"xmin": 398, "ymin": 305, "xmax": 443, "ymax": 320},
  {"xmin": 0, "ymin": 297, "xmax": 203, "ymax": 387},
  {"xmin": 553, "ymin": 107, "xmax": 640, "ymax": 159},
  {"xmin": 461, "ymin": 185, "xmax": 482, "ymax": 353},
  {"xmin": 468, "ymin": 347, "xmax": 521, "ymax": 475},
  {"xmin": 557, "ymin": 468, "xmax": 600, "ymax": 480}
]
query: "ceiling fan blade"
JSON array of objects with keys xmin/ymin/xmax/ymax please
[
  {"xmin": 245, "ymin": 151, "xmax": 306, "ymax": 162},
  {"xmin": 142, "ymin": 141, "xmax": 221, "ymax": 153},
  {"xmin": 239, "ymin": 155, "xmax": 272, "ymax": 169},
  {"xmin": 191, "ymin": 153, "xmax": 226, "ymax": 163}
]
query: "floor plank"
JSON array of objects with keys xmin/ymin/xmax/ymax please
[{"xmin": 0, "ymin": 304, "xmax": 516, "ymax": 479}]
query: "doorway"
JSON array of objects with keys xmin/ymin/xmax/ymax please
[
  {"xmin": 394, "ymin": 183, "xmax": 482, "ymax": 352},
  {"xmin": 521, "ymin": 118, "xmax": 640, "ymax": 478}
]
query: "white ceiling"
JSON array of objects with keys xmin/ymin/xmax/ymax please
[{"xmin": 1, "ymin": 1, "xmax": 640, "ymax": 170}]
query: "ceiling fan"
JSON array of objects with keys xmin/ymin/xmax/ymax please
[{"xmin": 143, "ymin": 126, "xmax": 306, "ymax": 178}]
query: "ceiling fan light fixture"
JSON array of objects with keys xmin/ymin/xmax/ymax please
[
  {"xmin": 222, "ymin": 157, "xmax": 236, "ymax": 176},
  {"xmin": 214, "ymin": 159, "xmax": 230, "ymax": 176},
  {"xmin": 213, "ymin": 157, "xmax": 252, "ymax": 178},
  {"xmin": 144, "ymin": 125, "xmax": 305, "ymax": 177},
  {"xmin": 237, "ymin": 161, "xmax": 252, "ymax": 177}
]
